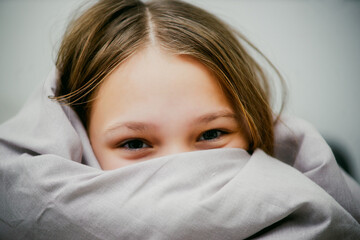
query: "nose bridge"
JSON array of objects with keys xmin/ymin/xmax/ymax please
[{"xmin": 160, "ymin": 141, "xmax": 193, "ymax": 157}]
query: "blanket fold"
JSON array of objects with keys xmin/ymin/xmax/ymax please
[{"xmin": 1, "ymin": 69, "xmax": 360, "ymax": 239}]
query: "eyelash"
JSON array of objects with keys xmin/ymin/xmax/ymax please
[
  {"xmin": 197, "ymin": 129, "xmax": 229, "ymax": 142},
  {"xmin": 117, "ymin": 129, "xmax": 229, "ymax": 151},
  {"xmin": 118, "ymin": 138, "xmax": 151, "ymax": 151}
]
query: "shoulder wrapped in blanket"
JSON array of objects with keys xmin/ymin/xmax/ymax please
[{"xmin": 1, "ymin": 69, "xmax": 360, "ymax": 239}]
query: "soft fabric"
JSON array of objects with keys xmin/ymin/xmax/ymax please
[{"xmin": 1, "ymin": 69, "xmax": 359, "ymax": 239}]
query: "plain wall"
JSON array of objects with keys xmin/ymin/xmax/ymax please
[{"xmin": 1, "ymin": 0, "xmax": 359, "ymax": 180}]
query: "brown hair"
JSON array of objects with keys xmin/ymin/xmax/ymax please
[{"xmin": 54, "ymin": 0, "xmax": 285, "ymax": 156}]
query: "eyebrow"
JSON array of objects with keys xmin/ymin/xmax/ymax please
[
  {"xmin": 104, "ymin": 110, "xmax": 237, "ymax": 136},
  {"xmin": 193, "ymin": 110, "xmax": 237, "ymax": 124},
  {"xmin": 105, "ymin": 122, "xmax": 157, "ymax": 135}
]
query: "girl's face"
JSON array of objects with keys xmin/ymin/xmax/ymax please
[{"xmin": 89, "ymin": 46, "xmax": 249, "ymax": 170}]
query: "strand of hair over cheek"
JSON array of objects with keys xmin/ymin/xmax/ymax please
[{"xmin": 208, "ymin": 33, "xmax": 269, "ymax": 151}]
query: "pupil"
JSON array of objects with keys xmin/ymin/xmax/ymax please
[
  {"xmin": 128, "ymin": 140, "xmax": 143, "ymax": 149},
  {"xmin": 203, "ymin": 130, "xmax": 218, "ymax": 140}
]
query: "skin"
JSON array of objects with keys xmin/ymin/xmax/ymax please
[{"xmin": 88, "ymin": 46, "xmax": 249, "ymax": 170}]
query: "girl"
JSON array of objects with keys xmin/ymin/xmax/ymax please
[
  {"xmin": 1, "ymin": 0, "xmax": 359, "ymax": 238},
  {"xmin": 54, "ymin": 0, "xmax": 279, "ymax": 169}
]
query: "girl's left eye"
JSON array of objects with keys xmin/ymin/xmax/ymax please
[{"xmin": 197, "ymin": 129, "xmax": 228, "ymax": 141}]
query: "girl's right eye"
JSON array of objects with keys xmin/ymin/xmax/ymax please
[{"xmin": 119, "ymin": 139, "xmax": 151, "ymax": 151}]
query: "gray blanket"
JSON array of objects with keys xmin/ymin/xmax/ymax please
[{"xmin": 1, "ymin": 69, "xmax": 360, "ymax": 239}]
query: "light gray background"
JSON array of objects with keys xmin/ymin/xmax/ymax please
[{"xmin": 1, "ymin": 0, "xmax": 359, "ymax": 181}]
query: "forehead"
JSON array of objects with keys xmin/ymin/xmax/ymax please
[{"xmin": 90, "ymin": 46, "xmax": 233, "ymax": 127}]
